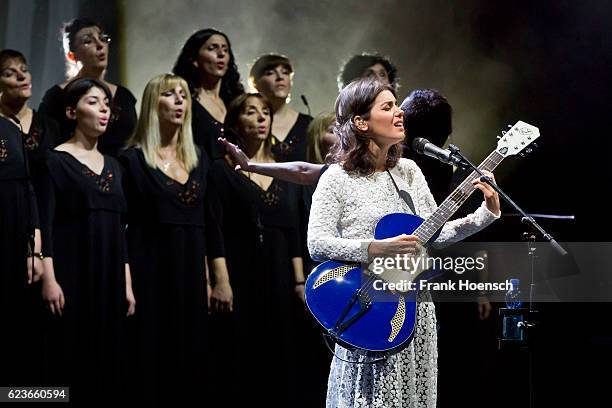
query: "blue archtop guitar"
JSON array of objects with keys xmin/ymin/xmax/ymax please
[{"xmin": 305, "ymin": 121, "xmax": 540, "ymax": 357}]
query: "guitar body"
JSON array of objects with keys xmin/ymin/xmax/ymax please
[{"xmin": 305, "ymin": 213, "xmax": 441, "ymax": 356}]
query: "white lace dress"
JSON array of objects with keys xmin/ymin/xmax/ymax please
[{"xmin": 307, "ymin": 158, "xmax": 500, "ymax": 408}]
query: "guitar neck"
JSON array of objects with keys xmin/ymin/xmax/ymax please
[{"xmin": 414, "ymin": 150, "xmax": 505, "ymax": 243}]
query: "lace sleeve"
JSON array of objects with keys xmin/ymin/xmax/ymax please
[
  {"xmin": 307, "ymin": 166, "xmax": 372, "ymax": 263},
  {"xmin": 407, "ymin": 160, "xmax": 500, "ymax": 246}
]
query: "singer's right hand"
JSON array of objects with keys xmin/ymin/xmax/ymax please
[
  {"xmin": 218, "ymin": 138, "xmax": 253, "ymax": 172},
  {"xmin": 367, "ymin": 234, "xmax": 421, "ymax": 259}
]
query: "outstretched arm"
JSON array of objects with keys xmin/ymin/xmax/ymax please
[{"xmin": 218, "ymin": 137, "xmax": 324, "ymax": 185}]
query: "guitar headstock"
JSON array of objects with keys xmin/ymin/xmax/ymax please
[{"xmin": 496, "ymin": 121, "xmax": 540, "ymax": 158}]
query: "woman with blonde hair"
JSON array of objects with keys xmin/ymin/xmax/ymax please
[
  {"xmin": 120, "ymin": 73, "xmax": 210, "ymax": 405},
  {"xmin": 306, "ymin": 112, "xmax": 336, "ymax": 164}
]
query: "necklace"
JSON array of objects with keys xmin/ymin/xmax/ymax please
[
  {"xmin": 157, "ymin": 149, "xmax": 176, "ymax": 173},
  {"xmin": 161, "ymin": 161, "xmax": 172, "ymax": 172}
]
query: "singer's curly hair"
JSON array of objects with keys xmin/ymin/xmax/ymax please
[{"xmin": 328, "ymin": 79, "xmax": 402, "ymax": 175}]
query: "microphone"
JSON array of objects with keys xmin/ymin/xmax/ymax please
[
  {"xmin": 300, "ymin": 94, "xmax": 312, "ymax": 117},
  {"xmin": 411, "ymin": 137, "xmax": 462, "ymax": 166}
]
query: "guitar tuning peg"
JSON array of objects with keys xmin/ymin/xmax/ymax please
[
  {"xmin": 519, "ymin": 153, "xmax": 525, "ymax": 158},
  {"xmin": 496, "ymin": 135, "xmax": 501, "ymax": 140},
  {"xmin": 501, "ymin": 130, "xmax": 507, "ymax": 135},
  {"xmin": 507, "ymin": 125, "xmax": 513, "ymax": 128}
]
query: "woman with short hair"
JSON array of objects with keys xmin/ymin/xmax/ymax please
[
  {"xmin": 39, "ymin": 18, "xmax": 137, "ymax": 157},
  {"xmin": 249, "ymin": 53, "xmax": 312, "ymax": 162}
]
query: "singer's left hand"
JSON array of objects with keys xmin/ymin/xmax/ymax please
[
  {"xmin": 472, "ymin": 170, "xmax": 500, "ymax": 216},
  {"xmin": 218, "ymin": 137, "xmax": 253, "ymax": 172}
]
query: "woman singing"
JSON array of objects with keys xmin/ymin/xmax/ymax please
[
  {"xmin": 120, "ymin": 74, "xmax": 208, "ymax": 404},
  {"xmin": 307, "ymin": 79, "xmax": 500, "ymax": 407},
  {"xmin": 0, "ymin": 48, "xmax": 59, "ymax": 385},
  {"xmin": 39, "ymin": 18, "xmax": 137, "ymax": 157},
  {"xmin": 0, "ymin": 49, "xmax": 60, "ymax": 180},
  {"xmin": 173, "ymin": 28, "xmax": 244, "ymax": 160},
  {"xmin": 207, "ymin": 92, "xmax": 305, "ymax": 405},
  {"xmin": 37, "ymin": 78, "xmax": 135, "ymax": 402},
  {"xmin": 249, "ymin": 54, "xmax": 312, "ymax": 162}
]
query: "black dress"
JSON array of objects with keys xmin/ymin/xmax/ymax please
[
  {"xmin": 206, "ymin": 158, "xmax": 303, "ymax": 406},
  {"xmin": 270, "ymin": 112, "xmax": 312, "ymax": 162},
  {"xmin": 0, "ymin": 116, "xmax": 40, "ymax": 386},
  {"xmin": 119, "ymin": 147, "xmax": 209, "ymax": 405},
  {"xmin": 37, "ymin": 150, "xmax": 128, "ymax": 403},
  {"xmin": 192, "ymin": 100, "xmax": 226, "ymax": 160},
  {"xmin": 22, "ymin": 110, "xmax": 60, "ymax": 181},
  {"xmin": 39, "ymin": 85, "xmax": 137, "ymax": 157}
]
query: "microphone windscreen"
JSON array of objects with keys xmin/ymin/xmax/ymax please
[{"xmin": 412, "ymin": 137, "xmax": 428, "ymax": 153}]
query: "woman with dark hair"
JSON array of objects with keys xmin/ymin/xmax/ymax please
[
  {"xmin": 37, "ymin": 78, "xmax": 135, "ymax": 402},
  {"xmin": 249, "ymin": 53, "xmax": 312, "ymax": 162},
  {"xmin": 0, "ymin": 49, "xmax": 60, "ymax": 180},
  {"xmin": 0, "ymin": 114, "xmax": 42, "ymax": 385},
  {"xmin": 173, "ymin": 28, "xmax": 244, "ymax": 160},
  {"xmin": 0, "ymin": 49, "xmax": 50, "ymax": 279},
  {"xmin": 39, "ymin": 18, "xmax": 137, "ymax": 157},
  {"xmin": 307, "ymin": 79, "xmax": 500, "ymax": 407},
  {"xmin": 338, "ymin": 52, "xmax": 399, "ymax": 91},
  {"xmin": 207, "ymin": 93, "xmax": 304, "ymax": 405},
  {"xmin": 120, "ymin": 74, "xmax": 209, "ymax": 404},
  {"xmin": 0, "ymin": 48, "xmax": 58, "ymax": 386}
]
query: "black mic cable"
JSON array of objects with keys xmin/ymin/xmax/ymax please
[{"xmin": 300, "ymin": 94, "xmax": 311, "ymax": 117}]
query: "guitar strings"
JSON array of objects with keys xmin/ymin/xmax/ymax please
[{"xmin": 344, "ymin": 151, "xmax": 505, "ymax": 329}]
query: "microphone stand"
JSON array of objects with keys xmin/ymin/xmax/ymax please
[{"xmin": 446, "ymin": 144, "xmax": 566, "ymax": 408}]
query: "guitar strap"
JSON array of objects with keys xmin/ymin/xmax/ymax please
[{"xmin": 387, "ymin": 168, "xmax": 417, "ymax": 215}]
